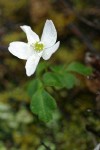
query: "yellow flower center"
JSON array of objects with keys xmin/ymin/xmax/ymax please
[{"xmin": 32, "ymin": 42, "xmax": 44, "ymax": 52}]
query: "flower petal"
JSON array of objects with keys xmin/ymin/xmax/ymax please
[
  {"xmin": 20, "ymin": 25, "xmax": 39, "ymax": 44},
  {"xmin": 94, "ymin": 144, "xmax": 100, "ymax": 150},
  {"xmin": 42, "ymin": 41, "xmax": 60, "ymax": 60},
  {"xmin": 41, "ymin": 20, "xmax": 57, "ymax": 48},
  {"xmin": 8, "ymin": 42, "xmax": 33, "ymax": 60},
  {"xmin": 25, "ymin": 54, "xmax": 40, "ymax": 76}
]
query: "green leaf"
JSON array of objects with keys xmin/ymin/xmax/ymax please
[
  {"xmin": 62, "ymin": 73, "xmax": 79, "ymax": 89},
  {"xmin": 66, "ymin": 62, "xmax": 92, "ymax": 76},
  {"xmin": 30, "ymin": 89, "xmax": 57, "ymax": 122},
  {"xmin": 43, "ymin": 72, "xmax": 64, "ymax": 88},
  {"xmin": 36, "ymin": 62, "xmax": 48, "ymax": 76},
  {"xmin": 50, "ymin": 65, "xmax": 65, "ymax": 73},
  {"xmin": 27, "ymin": 79, "xmax": 43, "ymax": 97},
  {"xmin": 43, "ymin": 72, "xmax": 78, "ymax": 89}
]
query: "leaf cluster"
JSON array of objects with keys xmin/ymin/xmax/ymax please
[{"xmin": 28, "ymin": 62, "xmax": 92, "ymax": 122}]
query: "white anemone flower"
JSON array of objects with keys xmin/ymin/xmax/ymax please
[
  {"xmin": 8, "ymin": 20, "xmax": 60, "ymax": 76},
  {"xmin": 94, "ymin": 144, "xmax": 100, "ymax": 150}
]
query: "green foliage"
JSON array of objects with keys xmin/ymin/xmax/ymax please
[
  {"xmin": 36, "ymin": 62, "xmax": 48, "ymax": 76},
  {"xmin": 62, "ymin": 72, "xmax": 79, "ymax": 89},
  {"xmin": 43, "ymin": 72, "xmax": 78, "ymax": 89},
  {"xmin": 28, "ymin": 61, "xmax": 92, "ymax": 122},
  {"xmin": 28, "ymin": 78, "xmax": 57, "ymax": 122},
  {"xmin": 66, "ymin": 62, "xmax": 93, "ymax": 76},
  {"xmin": 27, "ymin": 79, "xmax": 43, "ymax": 98},
  {"xmin": 30, "ymin": 89, "xmax": 57, "ymax": 122},
  {"xmin": 43, "ymin": 72, "xmax": 64, "ymax": 88},
  {"xmin": 50, "ymin": 65, "xmax": 65, "ymax": 73}
]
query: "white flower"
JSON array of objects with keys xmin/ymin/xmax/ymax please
[
  {"xmin": 8, "ymin": 20, "xmax": 60, "ymax": 76},
  {"xmin": 94, "ymin": 144, "xmax": 100, "ymax": 150}
]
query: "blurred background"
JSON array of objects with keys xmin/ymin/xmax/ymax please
[{"xmin": 0, "ymin": 0, "xmax": 100, "ymax": 149}]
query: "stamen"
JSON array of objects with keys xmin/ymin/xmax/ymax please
[{"xmin": 32, "ymin": 42, "xmax": 44, "ymax": 52}]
